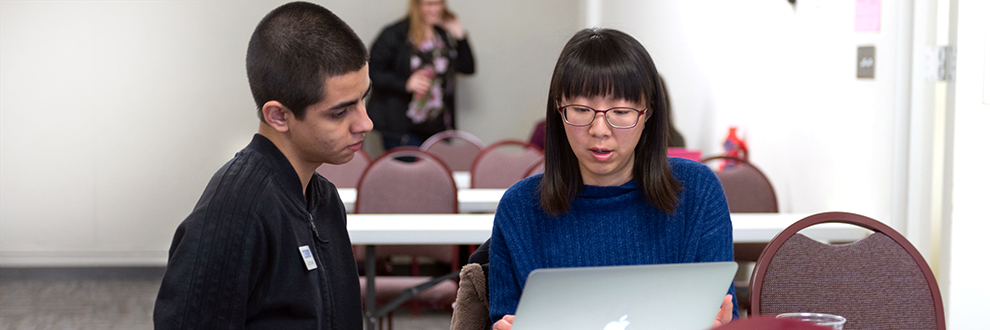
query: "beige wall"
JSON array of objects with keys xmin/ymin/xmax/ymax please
[{"xmin": 0, "ymin": 0, "xmax": 580, "ymax": 266}]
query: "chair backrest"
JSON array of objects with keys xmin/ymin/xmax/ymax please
[
  {"xmin": 528, "ymin": 119, "xmax": 546, "ymax": 151},
  {"xmin": 421, "ymin": 130, "xmax": 486, "ymax": 172},
  {"xmin": 354, "ymin": 149, "xmax": 458, "ymax": 264},
  {"xmin": 522, "ymin": 158, "xmax": 545, "ymax": 179},
  {"xmin": 355, "ymin": 149, "xmax": 457, "ymax": 214},
  {"xmin": 314, "ymin": 149, "xmax": 372, "ymax": 188},
  {"xmin": 702, "ymin": 156, "xmax": 778, "ymax": 213},
  {"xmin": 750, "ymin": 212, "xmax": 945, "ymax": 330},
  {"xmin": 470, "ymin": 140, "xmax": 543, "ymax": 188}
]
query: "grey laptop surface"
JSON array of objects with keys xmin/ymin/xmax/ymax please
[{"xmin": 511, "ymin": 261, "xmax": 738, "ymax": 330}]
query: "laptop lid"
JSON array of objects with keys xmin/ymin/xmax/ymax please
[{"xmin": 511, "ymin": 261, "xmax": 738, "ymax": 330}]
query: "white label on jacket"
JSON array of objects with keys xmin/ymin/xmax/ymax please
[{"xmin": 299, "ymin": 245, "xmax": 318, "ymax": 271}]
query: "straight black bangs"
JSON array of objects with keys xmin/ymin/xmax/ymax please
[{"xmin": 550, "ymin": 30, "xmax": 657, "ymax": 107}]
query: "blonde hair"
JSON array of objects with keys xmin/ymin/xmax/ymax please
[{"xmin": 407, "ymin": 0, "xmax": 444, "ymax": 45}]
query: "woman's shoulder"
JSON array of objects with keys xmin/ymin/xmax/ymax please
[
  {"xmin": 492, "ymin": 175, "xmax": 542, "ymax": 228},
  {"xmin": 379, "ymin": 18, "xmax": 410, "ymax": 37},
  {"xmin": 669, "ymin": 156, "xmax": 710, "ymax": 174},
  {"xmin": 668, "ymin": 157, "xmax": 720, "ymax": 188},
  {"xmin": 500, "ymin": 174, "xmax": 542, "ymax": 205}
]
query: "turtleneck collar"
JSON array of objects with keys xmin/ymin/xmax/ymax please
[{"xmin": 578, "ymin": 180, "xmax": 638, "ymax": 198}]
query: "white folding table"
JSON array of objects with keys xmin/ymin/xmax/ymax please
[{"xmin": 347, "ymin": 212, "xmax": 870, "ymax": 329}]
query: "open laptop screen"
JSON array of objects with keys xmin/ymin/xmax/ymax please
[{"xmin": 511, "ymin": 261, "xmax": 737, "ymax": 330}]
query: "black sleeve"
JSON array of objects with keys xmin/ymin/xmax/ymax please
[
  {"xmin": 154, "ymin": 201, "xmax": 266, "ymax": 329},
  {"xmin": 468, "ymin": 238, "xmax": 490, "ymax": 284},
  {"xmin": 451, "ymin": 36, "xmax": 475, "ymax": 75},
  {"xmin": 468, "ymin": 238, "xmax": 490, "ymax": 265},
  {"xmin": 369, "ymin": 26, "xmax": 412, "ymax": 94}
]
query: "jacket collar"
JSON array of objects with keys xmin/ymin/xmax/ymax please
[{"xmin": 245, "ymin": 134, "xmax": 308, "ymax": 205}]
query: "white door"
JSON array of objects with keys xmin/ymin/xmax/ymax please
[{"xmin": 942, "ymin": 0, "xmax": 990, "ymax": 328}]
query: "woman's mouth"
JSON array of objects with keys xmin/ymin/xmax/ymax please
[
  {"xmin": 346, "ymin": 141, "xmax": 363, "ymax": 151},
  {"xmin": 590, "ymin": 148, "xmax": 613, "ymax": 161}
]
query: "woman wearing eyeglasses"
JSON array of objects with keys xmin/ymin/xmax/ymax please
[{"xmin": 487, "ymin": 28, "xmax": 736, "ymax": 330}]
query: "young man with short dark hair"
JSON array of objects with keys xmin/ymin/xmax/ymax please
[{"xmin": 154, "ymin": 2, "xmax": 372, "ymax": 329}]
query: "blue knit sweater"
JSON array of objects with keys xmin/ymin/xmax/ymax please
[{"xmin": 488, "ymin": 157, "xmax": 737, "ymax": 322}]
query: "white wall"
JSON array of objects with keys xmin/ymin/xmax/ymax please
[
  {"xmin": 591, "ymin": 1, "xmax": 986, "ymax": 326},
  {"xmin": 0, "ymin": 0, "xmax": 579, "ymax": 266},
  {"xmin": 598, "ymin": 0, "xmax": 905, "ymax": 221},
  {"xmin": 1, "ymin": 0, "xmax": 266, "ymax": 265}
]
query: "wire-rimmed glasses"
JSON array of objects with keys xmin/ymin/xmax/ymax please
[{"xmin": 558, "ymin": 104, "xmax": 648, "ymax": 129}]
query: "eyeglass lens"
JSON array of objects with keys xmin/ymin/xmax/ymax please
[{"xmin": 562, "ymin": 105, "xmax": 642, "ymax": 128}]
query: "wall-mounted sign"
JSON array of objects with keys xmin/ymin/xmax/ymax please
[{"xmin": 855, "ymin": 0, "xmax": 881, "ymax": 32}]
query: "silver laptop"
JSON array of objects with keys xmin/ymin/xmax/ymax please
[{"xmin": 511, "ymin": 261, "xmax": 738, "ymax": 330}]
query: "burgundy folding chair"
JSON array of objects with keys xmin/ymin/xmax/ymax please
[
  {"xmin": 750, "ymin": 212, "xmax": 945, "ymax": 330},
  {"xmin": 420, "ymin": 130, "xmax": 486, "ymax": 172},
  {"xmin": 522, "ymin": 158, "xmax": 545, "ymax": 179},
  {"xmin": 528, "ymin": 119, "xmax": 546, "ymax": 151},
  {"xmin": 701, "ymin": 156, "xmax": 778, "ymax": 213},
  {"xmin": 314, "ymin": 148, "xmax": 371, "ymax": 188},
  {"xmin": 354, "ymin": 149, "xmax": 460, "ymax": 328},
  {"xmin": 470, "ymin": 140, "xmax": 543, "ymax": 188}
]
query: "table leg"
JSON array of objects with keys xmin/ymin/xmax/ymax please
[{"xmin": 365, "ymin": 245, "xmax": 377, "ymax": 330}]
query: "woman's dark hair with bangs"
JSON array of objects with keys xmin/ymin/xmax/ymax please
[
  {"xmin": 539, "ymin": 28, "xmax": 681, "ymax": 215},
  {"xmin": 246, "ymin": 1, "xmax": 368, "ymax": 120}
]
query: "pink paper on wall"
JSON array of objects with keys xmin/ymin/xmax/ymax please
[{"xmin": 855, "ymin": 0, "xmax": 882, "ymax": 32}]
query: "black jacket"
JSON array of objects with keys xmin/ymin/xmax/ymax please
[
  {"xmin": 154, "ymin": 134, "xmax": 362, "ymax": 330},
  {"xmin": 368, "ymin": 18, "xmax": 475, "ymax": 141}
]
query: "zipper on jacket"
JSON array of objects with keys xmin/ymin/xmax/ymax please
[
  {"xmin": 309, "ymin": 213, "xmax": 330, "ymax": 243},
  {"xmin": 307, "ymin": 212, "xmax": 334, "ymax": 330}
]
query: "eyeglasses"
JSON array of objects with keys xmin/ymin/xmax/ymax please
[{"xmin": 558, "ymin": 104, "xmax": 648, "ymax": 129}]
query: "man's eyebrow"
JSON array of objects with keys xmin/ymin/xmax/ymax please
[{"xmin": 328, "ymin": 85, "xmax": 373, "ymax": 111}]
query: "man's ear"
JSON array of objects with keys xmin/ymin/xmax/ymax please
[{"xmin": 261, "ymin": 101, "xmax": 291, "ymax": 132}]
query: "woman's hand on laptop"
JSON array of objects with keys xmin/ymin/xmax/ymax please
[
  {"xmin": 493, "ymin": 315, "xmax": 515, "ymax": 330},
  {"xmin": 712, "ymin": 294, "xmax": 734, "ymax": 328}
]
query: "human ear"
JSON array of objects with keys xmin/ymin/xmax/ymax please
[{"xmin": 262, "ymin": 101, "xmax": 291, "ymax": 132}]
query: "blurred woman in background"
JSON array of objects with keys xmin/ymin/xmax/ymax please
[{"xmin": 368, "ymin": 0, "xmax": 476, "ymax": 150}]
